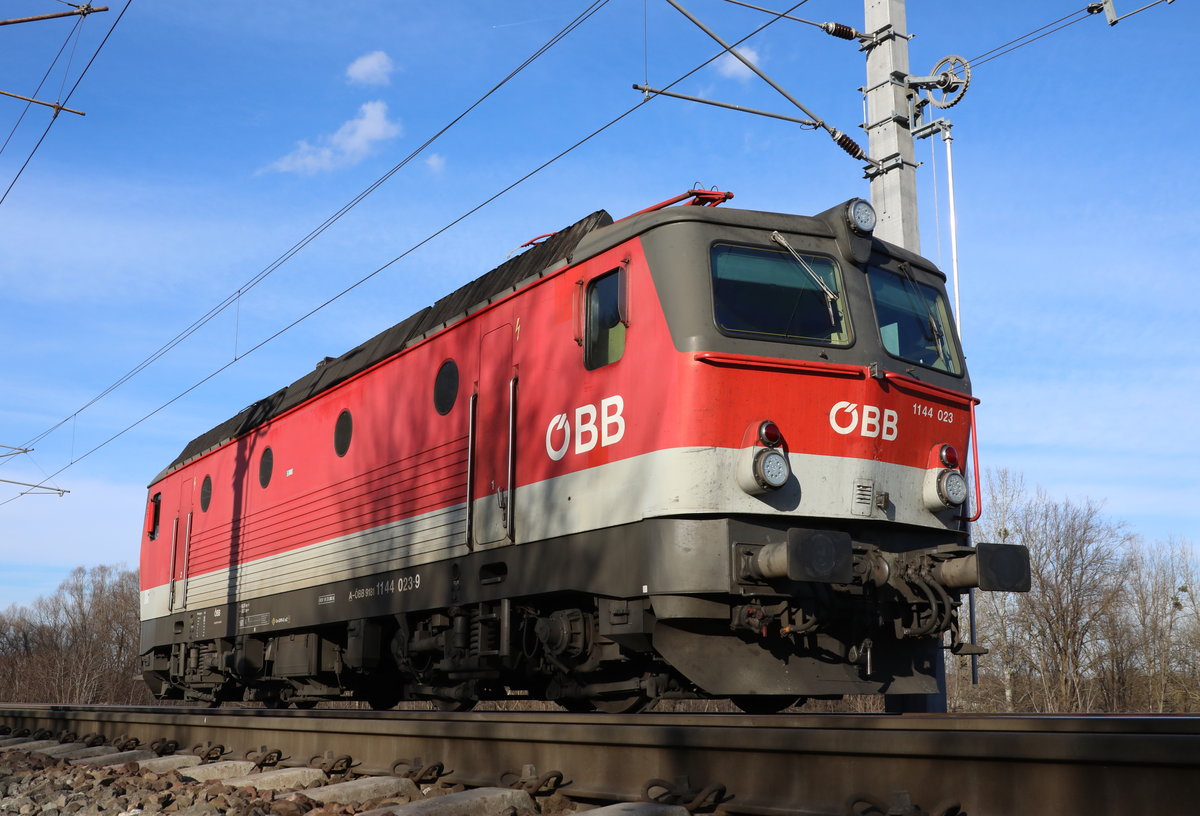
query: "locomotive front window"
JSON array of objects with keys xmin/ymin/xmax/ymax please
[
  {"xmin": 711, "ymin": 243, "xmax": 850, "ymax": 346},
  {"xmin": 867, "ymin": 265, "xmax": 963, "ymax": 375}
]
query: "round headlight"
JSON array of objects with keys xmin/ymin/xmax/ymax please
[
  {"xmin": 937, "ymin": 469, "xmax": 969, "ymax": 507},
  {"xmin": 846, "ymin": 198, "xmax": 876, "ymax": 234},
  {"xmin": 753, "ymin": 448, "xmax": 790, "ymax": 490}
]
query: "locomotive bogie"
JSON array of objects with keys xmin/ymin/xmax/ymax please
[{"xmin": 138, "ymin": 196, "xmax": 1029, "ymax": 709}]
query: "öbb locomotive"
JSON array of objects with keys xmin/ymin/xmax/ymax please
[{"xmin": 138, "ymin": 190, "xmax": 1030, "ymax": 712}]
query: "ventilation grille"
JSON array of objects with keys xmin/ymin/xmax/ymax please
[{"xmin": 851, "ymin": 479, "xmax": 875, "ymax": 516}]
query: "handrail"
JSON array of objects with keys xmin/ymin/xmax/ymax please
[
  {"xmin": 965, "ymin": 401, "xmax": 983, "ymax": 523},
  {"xmin": 693, "ymin": 352, "xmax": 866, "ymax": 378},
  {"xmin": 882, "ymin": 370, "xmax": 979, "ymax": 408}
]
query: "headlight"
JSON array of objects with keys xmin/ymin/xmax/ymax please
[
  {"xmin": 924, "ymin": 467, "xmax": 967, "ymax": 510},
  {"xmin": 939, "ymin": 470, "xmax": 968, "ymax": 506},
  {"xmin": 753, "ymin": 448, "xmax": 790, "ymax": 490},
  {"xmin": 846, "ymin": 198, "xmax": 876, "ymax": 234}
]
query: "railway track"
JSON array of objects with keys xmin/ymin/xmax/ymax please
[{"xmin": 2, "ymin": 705, "xmax": 1197, "ymax": 815}]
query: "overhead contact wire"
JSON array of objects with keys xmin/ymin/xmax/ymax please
[
  {"xmin": 969, "ymin": 9, "xmax": 1097, "ymax": 68},
  {"xmin": 0, "ymin": 0, "xmax": 133, "ymax": 209},
  {"xmin": 9, "ymin": 0, "xmax": 612, "ymax": 457},
  {"xmin": 0, "ymin": 17, "xmax": 83, "ymax": 158},
  {"xmin": 968, "ymin": 6, "xmax": 1093, "ymax": 64},
  {"xmin": 3, "ymin": 2, "xmax": 805, "ymax": 501}
]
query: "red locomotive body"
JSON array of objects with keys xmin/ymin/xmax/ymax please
[{"xmin": 139, "ymin": 193, "xmax": 1028, "ymax": 711}]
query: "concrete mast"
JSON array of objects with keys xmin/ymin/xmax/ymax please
[{"xmin": 862, "ymin": 0, "xmax": 920, "ymax": 252}]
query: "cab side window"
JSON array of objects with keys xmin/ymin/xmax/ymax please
[
  {"xmin": 145, "ymin": 492, "xmax": 162, "ymax": 541},
  {"xmin": 584, "ymin": 269, "xmax": 626, "ymax": 370}
]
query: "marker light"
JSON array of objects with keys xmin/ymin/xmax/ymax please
[
  {"xmin": 845, "ymin": 198, "xmax": 876, "ymax": 234},
  {"xmin": 753, "ymin": 448, "xmax": 791, "ymax": 490},
  {"xmin": 939, "ymin": 444, "xmax": 960, "ymax": 469},
  {"xmin": 758, "ymin": 420, "xmax": 784, "ymax": 448}
]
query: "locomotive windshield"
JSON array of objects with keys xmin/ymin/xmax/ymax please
[
  {"xmin": 867, "ymin": 265, "xmax": 963, "ymax": 375},
  {"xmin": 711, "ymin": 243, "xmax": 850, "ymax": 346}
]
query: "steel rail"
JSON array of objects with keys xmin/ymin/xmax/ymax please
[{"xmin": 2, "ymin": 706, "xmax": 1197, "ymax": 815}]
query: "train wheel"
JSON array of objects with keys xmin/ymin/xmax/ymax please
[
  {"xmin": 431, "ymin": 698, "xmax": 477, "ymax": 712},
  {"xmin": 592, "ymin": 695, "xmax": 652, "ymax": 714},
  {"xmin": 291, "ymin": 701, "xmax": 318, "ymax": 709},
  {"xmin": 556, "ymin": 698, "xmax": 596, "ymax": 713},
  {"xmin": 366, "ymin": 692, "xmax": 402, "ymax": 710},
  {"xmin": 730, "ymin": 695, "xmax": 800, "ymax": 714},
  {"xmin": 562, "ymin": 694, "xmax": 651, "ymax": 714}
]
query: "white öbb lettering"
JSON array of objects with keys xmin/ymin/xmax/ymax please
[
  {"xmin": 829, "ymin": 401, "xmax": 899, "ymax": 441},
  {"xmin": 545, "ymin": 395, "xmax": 625, "ymax": 461}
]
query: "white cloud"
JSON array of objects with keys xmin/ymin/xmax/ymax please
[
  {"xmin": 425, "ymin": 153, "xmax": 445, "ymax": 173},
  {"xmin": 346, "ymin": 50, "xmax": 395, "ymax": 85},
  {"xmin": 267, "ymin": 101, "xmax": 401, "ymax": 175},
  {"xmin": 716, "ymin": 46, "xmax": 760, "ymax": 81}
]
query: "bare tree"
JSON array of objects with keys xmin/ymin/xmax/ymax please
[
  {"xmin": 970, "ymin": 469, "xmax": 1136, "ymax": 713},
  {"xmin": 970, "ymin": 469, "xmax": 1037, "ymax": 711},
  {"xmin": 0, "ymin": 565, "xmax": 149, "ymax": 704}
]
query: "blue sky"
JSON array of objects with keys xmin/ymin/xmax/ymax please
[{"xmin": 1, "ymin": 1, "xmax": 1196, "ymax": 609}]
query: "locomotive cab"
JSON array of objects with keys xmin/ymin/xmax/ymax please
[{"xmin": 542, "ymin": 195, "xmax": 1032, "ymax": 706}]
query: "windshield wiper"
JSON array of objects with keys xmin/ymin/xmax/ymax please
[
  {"xmin": 771, "ymin": 231, "xmax": 838, "ymax": 327},
  {"xmin": 896, "ymin": 261, "xmax": 947, "ymax": 363}
]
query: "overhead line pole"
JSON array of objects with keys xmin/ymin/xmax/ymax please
[{"xmin": 862, "ymin": 0, "xmax": 920, "ymax": 252}]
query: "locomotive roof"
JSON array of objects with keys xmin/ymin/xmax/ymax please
[
  {"xmin": 159, "ymin": 208, "xmax": 614, "ymax": 481},
  {"xmin": 158, "ymin": 200, "xmax": 942, "ymax": 483}
]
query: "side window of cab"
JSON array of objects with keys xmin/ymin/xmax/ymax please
[
  {"xmin": 145, "ymin": 492, "xmax": 162, "ymax": 541},
  {"xmin": 584, "ymin": 267, "xmax": 628, "ymax": 370}
]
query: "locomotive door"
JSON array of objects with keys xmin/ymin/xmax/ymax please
[
  {"xmin": 473, "ymin": 324, "xmax": 515, "ymax": 547},
  {"xmin": 168, "ymin": 479, "xmax": 194, "ymax": 612}
]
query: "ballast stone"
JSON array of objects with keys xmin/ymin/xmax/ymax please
[{"xmin": 358, "ymin": 786, "xmax": 535, "ymax": 816}]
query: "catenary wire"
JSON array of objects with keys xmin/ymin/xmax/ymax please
[
  {"xmin": 0, "ymin": 16, "xmax": 83, "ymax": 158},
  {"xmin": 968, "ymin": 6, "xmax": 1095, "ymax": 65},
  {"xmin": 55, "ymin": 12, "xmax": 85, "ymax": 103},
  {"xmin": 8, "ymin": 0, "xmax": 613, "ymax": 457},
  {"xmin": 0, "ymin": 0, "xmax": 133, "ymax": 209},
  {"xmin": 1, "ymin": 2, "xmax": 809, "ymax": 502},
  {"xmin": 965, "ymin": 0, "xmax": 1174, "ymax": 72},
  {"xmin": 969, "ymin": 7, "xmax": 1099, "ymax": 68},
  {"xmin": 720, "ymin": 0, "xmax": 827, "ymax": 31}
]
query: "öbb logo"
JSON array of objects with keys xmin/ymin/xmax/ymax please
[
  {"xmin": 546, "ymin": 395, "xmax": 626, "ymax": 461},
  {"xmin": 829, "ymin": 401, "xmax": 899, "ymax": 441}
]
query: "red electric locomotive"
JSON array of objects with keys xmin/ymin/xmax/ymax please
[{"xmin": 138, "ymin": 190, "xmax": 1029, "ymax": 712}]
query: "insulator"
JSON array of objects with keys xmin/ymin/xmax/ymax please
[
  {"xmin": 831, "ymin": 130, "xmax": 866, "ymax": 160},
  {"xmin": 821, "ymin": 22, "xmax": 858, "ymax": 40}
]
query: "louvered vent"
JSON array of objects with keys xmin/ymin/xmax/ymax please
[{"xmin": 851, "ymin": 479, "xmax": 875, "ymax": 516}]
